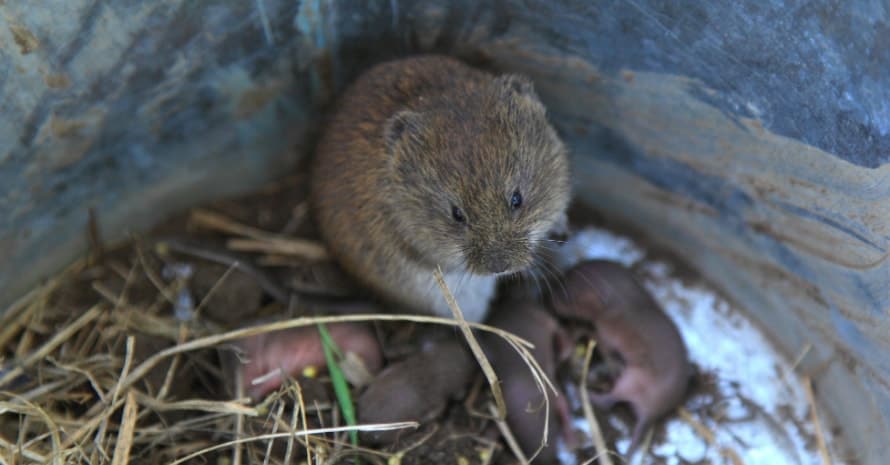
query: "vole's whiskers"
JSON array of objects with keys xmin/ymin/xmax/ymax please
[
  {"xmin": 535, "ymin": 255, "xmax": 569, "ymax": 302},
  {"xmin": 456, "ymin": 270, "xmax": 471, "ymax": 295},
  {"xmin": 540, "ymin": 238, "xmax": 566, "ymax": 244},
  {"xmin": 539, "ymin": 265, "xmax": 557, "ymax": 300},
  {"xmin": 522, "ymin": 267, "xmax": 545, "ymax": 299},
  {"xmin": 531, "ymin": 240, "xmax": 562, "ymax": 258}
]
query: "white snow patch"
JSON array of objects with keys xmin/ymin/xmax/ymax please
[{"xmin": 554, "ymin": 226, "xmax": 848, "ymax": 465}]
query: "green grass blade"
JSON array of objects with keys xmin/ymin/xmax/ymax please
[{"xmin": 317, "ymin": 323, "xmax": 359, "ymax": 450}]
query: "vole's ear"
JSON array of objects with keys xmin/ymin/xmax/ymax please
[
  {"xmin": 495, "ymin": 74, "xmax": 545, "ymax": 110},
  {"xmin": 383, "ymin": 110, "xmax": 424, "ymax": 156},
  {"xmin": 496, "ymin": 74, "xmax": 534, "ymax": 95}
]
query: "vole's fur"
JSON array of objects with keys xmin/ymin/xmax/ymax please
[{"xmin": 311, "ymin": 55, "xmax": 570, "ymax": 322}]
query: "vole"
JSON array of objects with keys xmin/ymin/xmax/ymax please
[
  {"xmin": 356, "ymin": 335, "xmax": 476, "ymax": 445},
  {"xmin": 484, "ymin": 300, "xmax": 574, "ymax": 464},
  {"xmin": 551, "ymin": 260, "xmax": 691, "ymax": 455},
  {"xmin": 311, "ymin": 55, "xmax": 571, "ymax": 323},
  {"xmin": 239, "ymin": 322, "xmax": 383, "ymax": 400}
]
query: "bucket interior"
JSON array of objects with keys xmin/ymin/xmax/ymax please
[{"xmin": 1, "ymin": 2, "xmax": 887, "ymax": 463}]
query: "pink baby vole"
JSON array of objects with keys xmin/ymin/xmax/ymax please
[
  {"xmin": 552, "ymin": 259, "xmax": 691, "ymax": 455},
  {"xmin": 484, "ymin": 300, "xmax": 574, "ymax": 463}
]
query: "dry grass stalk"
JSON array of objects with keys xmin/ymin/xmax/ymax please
[
  {"xmin": 433, "ymin": 267, "xmax": 566, "ymax": 464},
  {"xmin": 0, "ymin": 434, "xmax": 47, "ymax": 462},
  {"xmin": 287, "ymin": 382, "xmax": 309, "ymax": 465},
  {"xmin": 0, "ymin": 305, "xmax": 102, "ymax": 388},
  {"xmin": 790, "ymin": 343, "xmax": 813, "ymax": 371},
  {"xmin": 432, "ymin": 267, "xmax": 508, "ymax": 420},
  {"xmin": 488, "ymin": 402, "xmax": 529, "ymax": 465},
  {"xmin": 92, "ymin": 335, "xmax": 136, "ymax": 456},
  {"xmin": 193, "ymin": 261, "xmax": 239, "ymax": 320},
  {"xmin": 257, "ymin": 255, "xmax": 306, "ymax": 266},
  {"xmin": 45, "ymin": 357, "xmax": 108, "ymax": 403},
  {"xmin": 167, "ymin": 423, "xmax": 419, "ymax": 465},
  {"xmin": 388, "ymin": 426, "xmax": 438, "ymax": 464},
  {"xmin": 0, "ymin": 293, "xmax": 42, "ymax": 350},
  {"xmin": 189, "ymin": 208, "xmax": 276, "ymax": 239},
  {"xmin": 228, "ymin": 237, "xmax": 328, "ymax": 261},
  {"xmin": 262, "ymin": 397, "xmax": 286, "ymax": 465},
  {"xmin": 477, "ymin": 438, "xmax": 498, "ymax": 465},
  {"xmin": 802, "ymin": 376, "xmax": 833, "ymax": 465},
  {"xmin": 0, "ymin": 396, "xmax": 63, "ymax": 465},
  {"xmin": 281, "ymin": 202, "xmax": 309, "ymax": 233},
  {"xmin": 136, "ymin": 393, "xmax": 257, "ymax": 415},
  {"xmin": 88, "ymin": 207, "xmax": 106, "ymax": 263},
  {"xmin": 231, "ymin": 350, "xmax": 246, "ymax": 465},
  {"xmin": 91, "ymin": 281, "xmax": 120, "ymax": 305},
  {"xmin": 8, "ymin": 378, "xmax": 70, "ymax": 404},
  {"xmin": 579, "ymin": 339, "xmax": 615, "ymax": 465},
  {"xmin": 110, "ymin": 391, "xmax": 138, "ymax": 465},
  {"xmin": 113, "ymin": 309, "xmax": 189, "ymax": 341},
  {"xmin": 58, "ymin": 395, "xmax": 127, "ymax": 452},
  {"xmin": 135, "ymin": 244, "xmax": 178, "ymax": 305},
  {"xmin": 190, "ymin": 208, "xmax": 328, "ymax": 260},
  {"xmin": 678, "ymin": 407, "xmax": 746, "ymax": 465},
  {"xmin": 1, "ymin": 257, "xmax": 83, "ymax": 322}
]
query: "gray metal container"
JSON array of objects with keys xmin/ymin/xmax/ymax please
[{"xmin": 1, "ymin": 1, "xmax": 887, "ymax": 462}]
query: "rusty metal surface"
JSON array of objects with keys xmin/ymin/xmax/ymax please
[{"xmin": 0, "ymin": 1, "xmax": 887, "ymax": 462}]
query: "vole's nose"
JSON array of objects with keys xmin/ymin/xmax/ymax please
[
  {"xmin": 482, "ymin": 247, "xmax": 526, "ymax": 274},
  {"xmin": 469, "ymin": 238, "xmax": 530, "ymax": 274},
  {"xmin": 485, "ymin": 256, "xmax": 511, "ymax": 274}
]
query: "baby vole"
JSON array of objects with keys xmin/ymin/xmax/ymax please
[
  {"xmin": 356, "ymin": 336, "xmax": 476, "ymax": 445},
  {"xmin": 239, "ymin": 322, "xmax": 382, "ymax": 400},
  {"xmin": 484, "ymin": 300, "xmax": 573, "ymax": 463},
  {"xmin": 311, "ymin": 55, "xmax": 571, "ymax": 323},
  {"xmin": 552, "ymin": 260, "xmax": 691, "ymax": 455}
]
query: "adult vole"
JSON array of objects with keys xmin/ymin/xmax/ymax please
[{"xmin": 311, "ymin": 55, "xmax": 570, "ymax": 322}]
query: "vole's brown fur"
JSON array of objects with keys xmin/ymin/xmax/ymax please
[
  {"xmin": 311, "ymin": 55, "xmax": 570, "ymax": 322},
  {"xmin": 552, "ymin": 259, "xmax": 691, "ymax": 455}
]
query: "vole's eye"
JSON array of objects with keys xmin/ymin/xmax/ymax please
[
  {"xmin": 451, "ymin": 205, "xmax": 466, "ymax": 223},
  {"xmin": 510, "ymin": 190, "xmax": 523, "ymax": 210}
]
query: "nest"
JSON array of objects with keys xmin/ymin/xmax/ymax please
[
  {"xmin": 0, "ymin": 176, "xmax": 561, "ymax": 465},
  {"xmin": 3, "ymin": 174, "xmax": 825, "ymax": 465}
]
